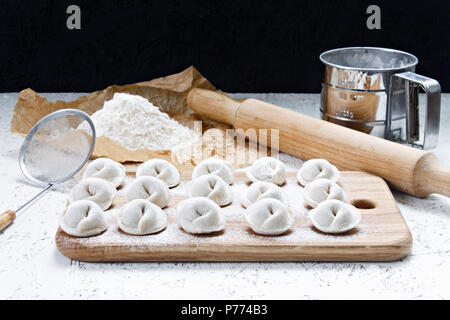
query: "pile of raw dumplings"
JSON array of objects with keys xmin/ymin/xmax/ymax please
[
  {"xmin": 244, "ymin": 157, "xmax": 360, "ymax": 235},
  {"xmin": 243, "ymin": 157, "xmax": 292, "ymax": 235},
  {"xmin": 178, "ymin": 157, "xmax": 233, "ymax": 234},
  {"xmin": 59, "ymin": 158, "xmax": 179, "ymax": 237},
  {"xmin": 59, "ymin": 156, "xmax": 236, "ymax": 237},
  {"xmin": 297, "ymin": 159, "xmax": 361, "ymax": 234},
  {"xmin": 59, "ymin": 155, "xmax": 361, "ymax": 238},
  {"xmin": 180, "ymin": 156, "xmax": 361, "ymax": 236},
  {"xmin": 178, "ymin": 156, "xmax": 289, "ymax": 235},
  {"xmin": 179, "ymin": 157, "xmax": 287, "ymax": 235},
  {"xmin": 244, "ymin": 158, "xmax": 361, "ymax": 235}
]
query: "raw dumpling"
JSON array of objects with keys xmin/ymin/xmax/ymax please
[
  {"xmin": 124, "ymin": 176, "xmax": 170, "ymax": 208},
  {"xmin": 297, "ymin": 159, "xmax": 340, "ymax": 186},
  {"xmin": 60, "ymin": 200, "xmax": 108, "ymax": 237},
  {"xmin": 190, "ymin": 174, "xmax": 232, "ymax": 206},
  {"xmin": 118, "ymin": 199, "xmax": 167, "ymax": 235},
  {"xmin": 243, "ymin": 181, "xmax": 288, "ymax": 208},
  {"xmin": 71, "ymin": 177, "xmax": 116, "ymax": 210},
  {"xmin": 192, "ymin": 157, "xmax": 234, "ymax": 184},
  {"xmin": 245, "ymin": 198, "xmax": 293, "ymax": 235},
  {"xmin": 176, "ymin": 197, "xmax": 226, "ymax": 234},
  {"xmin": 303, "ymin": 178, "xmax": 347, "ymax": 208},
  {"xmin": 246, "ymin": 157, "xmax": 287, "ymax": 186},
  {"xmin": 83, "ymin": 158, "xmax": 125, "ymax": 188},
  {"xmin": 136, "ymin": 159, "xmax": 180, "ymax": 188},
  {"xmin": 309, "ymin": 199, "xmax": 361, "ymax": 234}
]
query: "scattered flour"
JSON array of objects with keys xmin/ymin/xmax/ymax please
[{"xmin": 83, "ymin": 93, "xmax": 197, "ymax": 151}]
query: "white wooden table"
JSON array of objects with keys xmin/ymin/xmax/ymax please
[{"xmin": 1, "ymin": 92, "xmax": 449, "ymax": 300}]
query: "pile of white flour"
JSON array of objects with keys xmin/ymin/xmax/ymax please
[{"xmin": 84, "ymin": 93, "xmax": 196, "ymax": 151}]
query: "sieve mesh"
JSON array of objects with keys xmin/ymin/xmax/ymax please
[{"xmin": 21, "ymin": 113, "xmax": 95, "ymax": 184}]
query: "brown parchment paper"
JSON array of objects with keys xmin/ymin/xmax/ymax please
[{"xmin": 10, "ymin": 66, "xmax": 266, "ymax": 169}]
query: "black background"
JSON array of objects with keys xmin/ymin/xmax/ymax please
[{"xmin": 0, "ymin": 0, "xmax": 448, "ymax": 93}]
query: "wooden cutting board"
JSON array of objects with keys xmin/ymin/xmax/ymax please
[{"xmin": 55, "ymin": 171, "xmax": 412, "ymax": 262}]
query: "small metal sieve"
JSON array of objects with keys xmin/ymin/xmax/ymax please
[{"xmin": 0, "ymin": 109, "xmax": 96, "ymax": 231}]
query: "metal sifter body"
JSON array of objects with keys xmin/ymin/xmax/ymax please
[{"xmin": 320, "ymin": 47, "xmax": 441, "ymax": 150}]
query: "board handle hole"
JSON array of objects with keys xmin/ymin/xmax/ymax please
[{"xmin": 351, "ymin": 199, "xmax": 376, "ymax": 209}]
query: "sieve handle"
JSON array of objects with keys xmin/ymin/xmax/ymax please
[
  {"xmin": 0, "ymin": 184, "xmax": 54, "ymax": 232},
  {"xmin": 0, "ymin": 210, "xmax": 16, "ymax": 232}
]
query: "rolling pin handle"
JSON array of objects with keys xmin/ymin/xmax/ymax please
[
  {"xmin": 0, "ymin": 210, "xmax": 16, "ymax": 232},
  {"xmin": 413, "ymin": 154, "xmax": 450, "ymax": 198},
  {"xmin": 423, "ymin": 164, "xmax": 450, "ymax": 198}
]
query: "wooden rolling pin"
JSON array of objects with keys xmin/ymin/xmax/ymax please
[{"xmin": 187, "ymin": 89, "xmax": 450, "ymax": 198}]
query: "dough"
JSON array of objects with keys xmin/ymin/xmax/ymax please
[
  {"xmin": 308, "ymin": 199, "xmax": 361, "ymax": 234},
  {"xmin": 297, "ymin": 159, "xmax": 339, "ymax": 186},
  {"xmin": 136, "ymin": 158, "xmax": 180, "ymax": 188},
  {"xmin": 124, "ymin": 176, "xmax": 170, "ymax": 208},
  {"xmin": 192, "ymin": 157, "xmax": 234, "ymax": 185},
  {"xmin": 70, "ymin": 177, "xmax": 116, "ymax": 210},
  {"xmin": 245, "ymin": 157, "xmax": 287, "ymax": 186},
  {"xmin": 303, "ymin": 178, "xmax": 347, "ymax": 208},
  {"xmin": 243, "ymin": 181, "xmax": 288, "ymax": 208},
  {"xmin": 190, "ymin": 174, "xmax": 232, "ymax": 207},
  {"xmin": 83, "ymin": 158, "xmax": 125, "ymax": 188},
  {"xmin": 245, "ymin": 198, "xmax": 293, "ymax": 235},
  {"xmin": 118, "ymin": 199, "xmax": 167, "ymax": 235},
  {"xmin": 176, "ymin": 197, "xmax": 226, "ymax": 234},
  {"xmin": 60, "ymin": 200, "xmax": 108, "ymax": 237}
]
